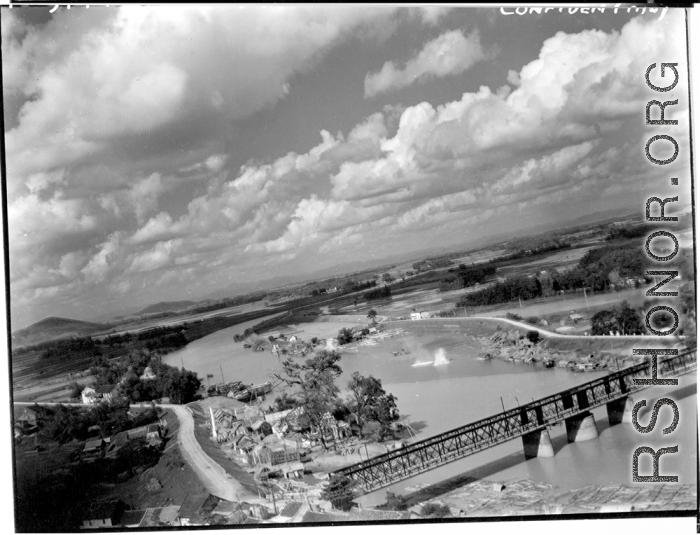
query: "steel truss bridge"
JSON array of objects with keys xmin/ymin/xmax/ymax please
[{"xmin": 333, "ymin": 349, "xmax": 696, "ymax": 493}]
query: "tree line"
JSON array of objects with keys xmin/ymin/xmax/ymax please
[
  {"xmin": 439, "ymin": 264, "xmax": 496, "ymax": 292},
  {"xmin": 458, "ymin": 243, "xmax": 645, "ymax": 308}
]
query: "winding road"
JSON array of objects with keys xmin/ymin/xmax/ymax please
[
  {"xmin": 390, "ymin": 315, "xmax": 677, "ymax": 340},
  {"xmin": 162, "ymin": 404, "xmax": 266, "ymax": 504},
  {"xmin": 14, "ymin": 400, "xmax": 268, "ymax": 505}
]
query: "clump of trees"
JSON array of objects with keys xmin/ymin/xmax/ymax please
[
  {"xmin": 439, "ymin": 264, "xmax": 496, "ymax": 292},
  {"xmin": 590, "ymin": 301, "xmax": 644, "ymax": 335},
  {"xmin": 42, "ymin": 336, "xmax": 102, "ymax": 360},
  {"xmin": 89, "ymin": 349, "xmax": 201, "ymax": 404},
  {"xmin": 365, "ymin": 285, "xmax": 391, "ymax": 301},
  {"xmin": 347, "ymin": 372, "xmax": 398, "ymax": 439},
  {"xmin": 459, "ymin": 243, "xmax": 645, "ymax": 308},
  {"xmin": 337, "ymin": 328, "xmax": 354, "ymax": 345},
  {"xmin": 36, "ymin": 399, "xmax": 160, "ymax": 444},
  {"xmin": 492, "ymin": 241, "xmax": 571, "ymax": 264},
  {"xmin": 420, "ymin": 503, "xmax": 451, "ymax": 518},
  {"xmin": 272, "ymin": 350, "xmax": 401, "ymax": 447},
  {"xmin": 605, "ymin": 224, "xmax": 652, "ymax": 241},
  {"xmin": 273, "ymin": 350, "xmax": 344, "ymax": 449}
]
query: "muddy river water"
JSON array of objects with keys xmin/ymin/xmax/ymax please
[{"xmin": 166, "ymin": 317, "xmax": 696, "ymax": 506}]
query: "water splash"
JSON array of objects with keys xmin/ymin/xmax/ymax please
[
  {"xmin": 412, "ymin": 347, "xmax": 450, "ymax": 367},
  {"xmin": 433, "ymin": 348, "xmax": 449, "ymax": 366}
]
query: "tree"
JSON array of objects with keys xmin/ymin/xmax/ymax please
[
  {"xmin": 272, "ymin": 350, "xmax": 343, "ymax": 449},
  {"xmin": 382, "ymin": 273, "xmax": 394, "ymax": 283},
  {"xmin": 321, "ymin": 474, "xmax": 357, "ymax": 511},
  {"xmin": 526, "ymin": 330, "xmax": 540, "ymax": 344},
  {"xmin": 420, "ymin": 503, "xmax": 451, "ymax": 518},
  {"xmin": 347, "ymin": 372, "xmax": 399, "ymax": 439},
  {"xmin": 68, "ymin": 381, "xmax": 84, "ymax": 399},
  {"xmin": 367, "ymin": 309, "xmax": 377, "ymax": 324},
  {"xmin": 382, "ymin": 491, "xmax": 409, "ymax": 511},
  {"xmin": 337, "ymin": 328, "xmax": 354, "ymax": 345},
  {"xmin": 614, "ymin": 301, "xmax": 644, "ymax": 335},
  {"xmin": 591, "ymin": 309, "xmax": 618, "ymax": 335}
]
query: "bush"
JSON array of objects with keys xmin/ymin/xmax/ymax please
[
  {"xmin": 337, "ymin": 328, "xmax": 354, "ymax": 345},
  {"xmin": 526, "ymin": 331, "xmax": 540, "ymax": 344},
  {"xmin": 506, "ymin": 312, "xmax": 522, "ymax": 321},
  {"xmin": 382, "ymin": 491, "xmax": 409, "ymax": 511},
  {"xmin": 420, "ymin": 503, "xmax": 451, "ymax": 518}
]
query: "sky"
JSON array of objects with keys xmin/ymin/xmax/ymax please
[{"xmin": 2, "ymin": 5, "xmax": 692, "ymax": 329}]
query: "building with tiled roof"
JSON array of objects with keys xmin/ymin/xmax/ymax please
[{"xmin": 278, "ymin": 501, "xmax": 302, "ymax": 518}]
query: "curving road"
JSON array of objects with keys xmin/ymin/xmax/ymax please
[
  {"xmin": 391, "ymin": 315, "xmax": 682, "ymax": 340},
  {"xmin": 152, "ymin": 404, "xmax": 268, "ymax": 505},
  {"xmin": 14, "ymin": 400, "xmax": 268, "ymax": 506}
]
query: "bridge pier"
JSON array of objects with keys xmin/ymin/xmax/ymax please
[
  {"xmin": 606, "ymin": 396, "xmax": 635, "ymax": 425},
  {"xmin": 565, "ymin": 411, "xmax": 598, "ymax": 443},
  {"xmin": 522, "ymin": 427, "xmax": 554, "ymax": 459}
]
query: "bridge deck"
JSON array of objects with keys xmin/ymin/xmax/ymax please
[{"xmin": 333, "ymin": 349, "xmax": 696, "ymax": 493}]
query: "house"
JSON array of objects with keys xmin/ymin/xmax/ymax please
[
  {"xmin": 252, "ymin": 436, "xmax": 300, "ymax": 466},
  {"xmin": 288, "ymin": 335, "xmax": 298, "ymax": 342},
  {"xmin": 569, "ymin": 314, "xmax": 583, "ymax": 324},
  {"xmin": 13, "ymin": 406, "xmax": 39, "ymax": 437},
  {"xmin": 83, "ymin": 438, "xmax": 106, "ymax": 456},
  {"xmin": 410, "ymin": 312, "xmax": 422, "ymax": 321},
  {"xmin": 95, "ymin": 384, "xmax": 118, "ymax": 403},
  {"xmin": 105, "ymin": 431, "xmax": 130, "ymax": 459},
  {"xmin": 140, "ymin": 366, "xmax": 156, "ymax": 380},
  {"xmin": 368, "ymin": 327, "xmax": 378, "ymax": 334},
  {"xmin": 81, "ymin": 500, "xmax": 125, "ymax": 529},
  {"xmin": 81, "ymin": 386, "xmax": 97, "ymax": 404},
  {"xmin": 279, "ymin": 461, "xmax": 305, "ymax": 479},
  {"xmin": 319, "ymin": 412, "xmax": 350, "ymax": 441}
]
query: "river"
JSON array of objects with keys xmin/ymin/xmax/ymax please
[{"xmin": 165, "ymin": 318, "xmax": 696, "ymax": 506}]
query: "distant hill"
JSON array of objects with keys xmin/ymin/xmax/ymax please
[
  {"xmin": 12, "ymin": 317, "xmax": 113, "ymax": 347},
  {"xmin": 136, "ymin": 301, "xmax": 197, "ymax": 315}
]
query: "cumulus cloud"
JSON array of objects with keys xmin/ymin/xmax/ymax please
[
  {"xmin": 365, "ymin": 29, "xmax": 488, "ymax": 97},
  {"xmin": 4, "ymin": 5, "xmax": 402, "ymax": 184},
  {"xmin": 4, "ymin": 8, "xmax": 691, "ymax": 328}
]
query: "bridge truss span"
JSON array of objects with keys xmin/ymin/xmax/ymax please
[{"xmin": 333, "ymin": 349, "xmax": 696, "ymax": 493}]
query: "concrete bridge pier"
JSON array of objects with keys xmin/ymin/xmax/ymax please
[
  {"xmin": 565, "ymin": 411, "xmax": 598, "ymax": 443},
  {"xmin": 606, "ymin": 396, "xmax": 635, "ymax": 425},
  {"xmin": 522, "ymin": 427, "xmax": 554, "ymax": 459}
]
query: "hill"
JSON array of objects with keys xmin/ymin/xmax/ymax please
[
  {"xmin": 135, "ymin": 300, "xmax": 197, "ymax": 315},
  {"xmin": 12, "ymin": 317, "xmax": 112, "ymax": 346}
]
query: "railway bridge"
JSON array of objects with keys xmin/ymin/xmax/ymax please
[{"xmin": 333, "ymin": 349, "xmax": 696, "ymax": 493}]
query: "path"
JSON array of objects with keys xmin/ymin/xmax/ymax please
[
  {"xmin": 160, "ymin": 404, "xmax": 267, "ymax": 505},
  {"xmin": 14, "ymin": 400, "xmax": 268, "ymax": 506},
  {"xmin": 392, "ymin": 315, "xmax": 682, "ymax": 341}
]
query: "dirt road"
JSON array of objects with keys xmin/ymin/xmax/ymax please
[{"xmin": 163, "ymin": 404, "xmax": 267, "ymax": 505}]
